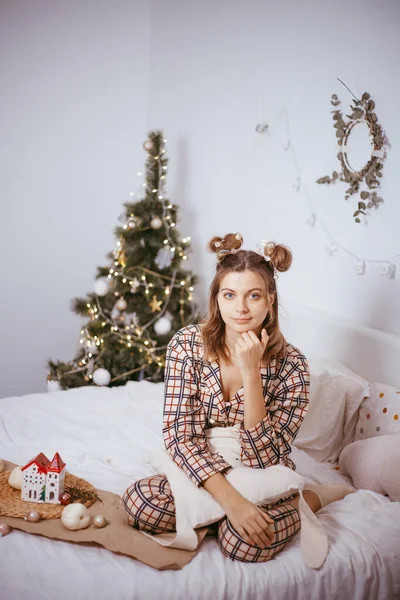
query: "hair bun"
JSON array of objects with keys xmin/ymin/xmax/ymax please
[
  {"xmin": 263, "ymin": 242, "xmax": 292, "ymax": 272},
  {"xmin": 207, "ymin": 233, "xmax": 243, "ymax": 260}
]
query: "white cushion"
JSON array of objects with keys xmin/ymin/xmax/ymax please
[
  {"xmin": 147, "ymin": 446, "xmax": 305, "ymax": 529},
  {"xmin": 355, "ymin": 383, "xmax": 400, "ymax": 441},
  {"xmin": 294, "ymin": 360, "xmax": 369, "ymax": 463},
  {"xmin": 293, "ymin": 373, "xmax": 347, "ymax": 463},
  {"xmin": 339, "ymin": 434, "xmax": 400, "ymax": 501}
]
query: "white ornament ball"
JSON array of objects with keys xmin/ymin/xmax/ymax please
[
  {"xmin": 86, "ymin": 341, "xmax": 98, "ymax": 353},
  {"xmin": 154, "ymin": 316, "xmax": 172, "ymax": 336},
  {"xmin": 61, "ymin": 503, "xmax": 92, "ymax": 531},
  {"xmin": 8, "ymin": 466, "xmax": 23, "ymax": 490},
  {"xmin": 92, "ymin": 368, "xmax": 111, "ymax": 387},
  {"xmin": 115, "ymin": 298, "xmax": 127, "ymax": 311},
  {"xmin": 94, "ymin": 277, "xmax": 110, "ymax": 297},
  {"xmin": 0, "ymin": 522, "xmax": 11, "ymax": 537},
  {"xmin": 143, "ymin": 140, "xmax": 154, "ymax": 151},
  {"xmin": 47, "ymin": 379, "xmax": 62, "ymax": 392},
  {"xmin": 150, "ymin": 217, "xmax": 163, "ymax": 230},
  {"xmin": 93, "ymin": 515, "xmax": 107, "ymax": 528},
  {"xmin": 0, "ymin": 459, "xmax": 4, "ymax": 473}
]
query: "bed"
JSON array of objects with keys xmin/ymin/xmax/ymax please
[{"xmin": 1, "ymin": 301, "xmax": 400, "ymax": 600}]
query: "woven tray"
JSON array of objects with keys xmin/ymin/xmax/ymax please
[{"xmin": 0, "ymin": 470, "xmax": 99, "ymax": 520}]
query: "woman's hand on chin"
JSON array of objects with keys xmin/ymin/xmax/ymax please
[{"xmin": 234, "ymin": 328, "xmax": 269, "ymax": 375}]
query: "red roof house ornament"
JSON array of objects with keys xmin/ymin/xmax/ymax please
[{"xmin": 21, "ymin": 452, "xmax": 66, "ymax": 504}]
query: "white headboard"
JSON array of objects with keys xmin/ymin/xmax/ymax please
[{"xmin": 279, "ymin": 299, "xmax": 400, "ymax": 389}]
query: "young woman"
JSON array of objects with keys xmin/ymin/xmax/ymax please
[{"xmin": 123, "ymin": 233, "xmax": 353, "ymax": 563}]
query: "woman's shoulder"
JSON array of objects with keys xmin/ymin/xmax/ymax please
[
  {"xmin": 282, "ymin": 342, "xmax": 309, "ymax": 371},
  {"xmin": 167, "ymin": 323, "xmax": 203, "ymax": 355}
]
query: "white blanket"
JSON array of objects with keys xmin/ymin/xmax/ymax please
[
  {"xmin": 1, "ymin": 381, "xmax": 400, "ymax": 600},
  {"xmin": 144, "ymin": 425, "xmax": 328, "ymax": 569}
]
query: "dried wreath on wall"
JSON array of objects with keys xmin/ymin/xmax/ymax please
[{"xmin": 316, "ymin": 84, "xmax": 388, "ymax": 223}]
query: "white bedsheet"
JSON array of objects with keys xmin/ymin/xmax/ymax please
[{"xmin": 0, "ymin": 381, "xmax": 399, "ymax": 600}]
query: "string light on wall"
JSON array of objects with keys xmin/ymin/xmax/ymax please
[{"xmin": 256, "ymin": 104, "xmax": 399, "ymax": 279}]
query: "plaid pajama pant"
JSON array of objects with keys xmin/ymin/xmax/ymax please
[{"xmin": 123, "ymin": 475, "xmax": 301, "ymax": 562}]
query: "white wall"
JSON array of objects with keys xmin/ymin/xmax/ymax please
[
  {"xmin": 147, "ymin": 0, "xmax": 400, "ymax": 333},
  {"xmin": 0, "ymin": 0, "xmax": 152, "ymax": 398},
  {"xmin": 1, "ymin": 0, "xmax": 399, "ymax": 398}
]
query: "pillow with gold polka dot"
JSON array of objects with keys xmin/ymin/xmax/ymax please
[{"xmin": 354, "ymin": 383, "xmax": 400, "ymax": 441}]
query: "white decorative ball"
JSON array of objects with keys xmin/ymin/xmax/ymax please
[
  {"xmin": 150, "ymin": 217, "xmax": 163, "ymax": 230},
  {"xmin": 8, "ymin": 466, "xmax": 23, "ymax": 490},
  {"xmin": 61, "ymin": 503, "xmax": 91, "ymax": 531},
  {"xmin": 0, "ymin": 522, "xmax": 11, "ymax": 536},
  {"xmin": 143, "ymin": 140, "xmax": 154, "ymax": 151},
  {"xmin": 94, "ymin": 277, "xmax": 110, "ymax": 297},
  {"xmin": 115, "ymin": 298, "xmax": 127, "ymax": 311},
  {"xmin": 92, "ymin": 368, "xmax": 111, "ymax": 387},
  {"xmin": 47, "ymin": 380, "xmax": 62, "ymax": 392},
  {"xmin": 86, "ymin": 341, "xmax": 98, "ymax": 353},
  {"xmin": 154, "ymin": 316, "xmax": 172, "ymax": 336},
  {"xmin": 93, "ymin": 515, "xmax": 107, "ymax": 528}
]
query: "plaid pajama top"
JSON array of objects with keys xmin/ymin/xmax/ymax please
[{"xmin": 163, "ymin": 324, "xmax": 310, "ymax": 487}]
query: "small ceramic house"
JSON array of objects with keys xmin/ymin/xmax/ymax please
[{"xmin": 21, "ymin": 452, "xmax": 66, "ymax": 504}]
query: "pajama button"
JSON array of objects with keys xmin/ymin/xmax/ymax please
[{"xmin": 209, "ymin": 419, "xmax": 215, "ymax": 424}]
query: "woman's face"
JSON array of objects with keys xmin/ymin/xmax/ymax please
[{"xmin": 217, "ymin": 270, "xmax": 272, "ymax": 335}]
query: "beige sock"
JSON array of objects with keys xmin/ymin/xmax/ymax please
[{"xmin": 304, "ymin": 483, "xmax": 355, "ymax": 510}]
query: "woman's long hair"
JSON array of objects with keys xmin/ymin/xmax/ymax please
[{"xmin": 201, "ymin": 233, "xmax": 292, "ymax": 365}]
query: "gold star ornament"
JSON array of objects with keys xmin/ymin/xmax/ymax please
[{"xmin": 149, "ymin": 295, "xmax": 162, "ymax": 312}]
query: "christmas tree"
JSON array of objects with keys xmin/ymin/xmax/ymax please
[
  {"xmin": 48, "ymin": 131, "xmax": 199, "ymax": 390},
  {"xmin": 40, "ymin": 485, "xmax": 46, "ymax": 502}
]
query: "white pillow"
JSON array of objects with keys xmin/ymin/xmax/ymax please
[
  {"xmin": 147, "ymin": 447, "xmax": 306, "ymax": 529},
  {"xmin": 294, "ymin": 360, "xmax": 369, "ymax": 463},
  {"xmin": 339, "ymin": 434, "xmax": 400, "ymax": 501},
  {"xmin": 293, "ymin": 373, "xmax": 347, "ymax": 463},
  {"xmin": 355, "ymin": 383, "xmax": 400, "ymax": 441}
]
